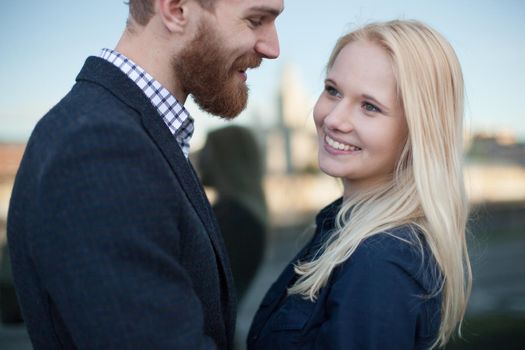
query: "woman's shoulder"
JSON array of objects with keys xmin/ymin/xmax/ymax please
[
  {"xmin": 359, "ymin": 225, "xmax": 426, "ymax": 256},
  {"xmin": 337, "ymin": 225, "xmax": 441, "ymax": 294}
]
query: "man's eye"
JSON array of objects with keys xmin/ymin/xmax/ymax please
[{"xmin": 248, "ymin": 18, "xmax": 263, "ymax": 27}]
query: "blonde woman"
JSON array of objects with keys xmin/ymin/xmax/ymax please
[{"xmin": 248, "ymin": 20, "xmax": 471, "ymax": 350}]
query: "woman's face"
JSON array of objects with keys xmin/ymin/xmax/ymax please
[{"xmin": 313, "ymin": 40, "xmax": 408, "ymax": 198}]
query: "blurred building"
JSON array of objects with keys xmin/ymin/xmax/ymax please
[
  {"xmin": 0, "ymin": 144, "xmax": 24, "ymax": 244},
  {"xmin": 465, "ymin": 132, "xmax": 525, "ymax": 203},
  {"xmin": 0, "ymin": 145, "xmax": 24, "ymax": 183},
  {"xmin": 265, "ymin": 64, "xmax": 318, "ymax": 175},
  {"xmin": 467, "ymin": 131, "xmax": 525, "ymax": 166}
]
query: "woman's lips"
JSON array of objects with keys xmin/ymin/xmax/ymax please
[{"xmin": 324, "ymin": 134, "xmax": 362, "ymax": 153}]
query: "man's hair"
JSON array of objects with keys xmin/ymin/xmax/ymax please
[
  {"xmin": 127, "ymin": 0, "xmax": 216, "ymax": 27},
  {"xmin": 127, "ymin": 0, "xmax": 154, "ymax": 26}
]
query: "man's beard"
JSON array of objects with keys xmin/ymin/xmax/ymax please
[{"xmin": 174, "ymin": 21, "xmax": 262, "ymax": 119}]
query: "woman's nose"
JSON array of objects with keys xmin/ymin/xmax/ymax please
[{"xmin": 323, "ymin": 102, "xmax": 354, "ymax": 133}]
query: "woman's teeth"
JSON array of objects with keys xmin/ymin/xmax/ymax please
[{"xmin": 325, "ymin": 135, "xmax": 361, "ymax": 151}]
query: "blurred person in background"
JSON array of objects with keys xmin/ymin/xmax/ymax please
[
  {"xmin": 0, "ymin": 244, "xmax": 23, "ymax": 325},
  {"xmin": 198, "ymin": 125, "xmax": 268, "ymax": 301},
  {"xmin": 7, "ymin": 0, "xmax": 283, "ymax": 349},
  {"xmin": 248, "ymin": 20, "xmax": 471, "ymax": 349}
]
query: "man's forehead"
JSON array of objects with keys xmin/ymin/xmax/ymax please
[{"xmin": 224, "ymin": 0, "xmax": 284, "ymax": 16}]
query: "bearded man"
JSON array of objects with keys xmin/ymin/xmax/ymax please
[{"xmin": 7, "ymin": 0, "xmax": 283, "ymax": 349}]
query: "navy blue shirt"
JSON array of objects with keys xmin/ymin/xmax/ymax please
[{"xmin": 248, "ymin": 199, "xmax": 442, "ymax": 350}]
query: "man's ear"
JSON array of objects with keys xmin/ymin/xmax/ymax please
[{"xmin": 157, "ymin": 0, "xmax": 191, "ymax": 33}]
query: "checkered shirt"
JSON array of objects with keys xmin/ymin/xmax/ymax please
[{"xmin": 99, "ymin": 48, "xmax": 194, "ymax": 158}]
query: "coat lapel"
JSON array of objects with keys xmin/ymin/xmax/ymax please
[
  {"xmin": 139, "ymin": 101, "xmax": 237, "ymax": 344},
  {"xmin": 76, "ymin": 57, "xmax": 236, "ymax": 322}
]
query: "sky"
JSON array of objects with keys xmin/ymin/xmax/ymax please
[{"xmin": 1, "ymin": 0, "xmax": 524, "ymax": 147}]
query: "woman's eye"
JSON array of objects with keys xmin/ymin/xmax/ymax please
[
  {"xmin": 362, "ymin": 102, "xmax": 381, "ymax": 113},
  {"xmin": 325, "ymin": 85, "xmax": 341, "ymax": 97}
]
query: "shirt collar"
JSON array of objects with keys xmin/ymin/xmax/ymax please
[{"xmin": 99, "ymin": 48, "xmax": 194, "ymax": 158}]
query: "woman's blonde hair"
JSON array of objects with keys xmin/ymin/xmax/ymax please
[{"xmin": 288, "ymin": 20, "xmax": 471, "ymax": 348}]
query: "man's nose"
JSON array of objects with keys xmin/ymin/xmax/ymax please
[{"xmin": 255, "ymin": 25, "xmax": 280, "ymax": 59}]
